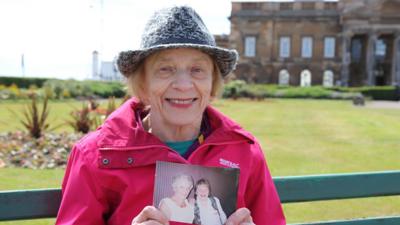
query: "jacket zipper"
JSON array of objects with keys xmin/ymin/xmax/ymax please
[
  {"xmin": 187, "ymin": 139, "xmax": 249, "ymax": 162},
  {"xmin": 99, "ymin": 139, "xmax": 249, "ymax": 163}
]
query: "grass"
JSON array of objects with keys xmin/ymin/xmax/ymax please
[
  {"xmin": 216, "ymin": 99, "xmax": 400, "ymax": 175},
  {"xmin": 0, "ymin": 98, "xmax": 400, "ymax": 224},
  {"xmin": 216, "ymin": 99, "xmax": 400, "ymax": 223}
]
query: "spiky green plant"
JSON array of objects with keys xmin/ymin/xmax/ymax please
[{"xmin": 20, "ymin": 95, "xmax": 50, "ymax": 138}]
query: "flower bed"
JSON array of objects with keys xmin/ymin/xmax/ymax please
[{"xmin": 0, "ymin": 132, "xmax": 83, "ymax": 169}]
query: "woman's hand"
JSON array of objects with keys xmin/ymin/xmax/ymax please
[
  {"xmin": 225, "ymin": 208, "xmax": 255, "ymax": 225},
  {"xmin": 131, "ymin": 206, "xmax": 169, "ymax": 225}
]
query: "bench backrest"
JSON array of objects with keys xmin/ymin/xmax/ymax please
[{"xmin": 1, "ymin": 171, "xmax": 399, "ymax": 224}]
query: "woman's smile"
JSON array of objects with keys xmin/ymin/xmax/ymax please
[{"xmin": 165, "ymin": 97, "xmax": 198, "ymax": 108}]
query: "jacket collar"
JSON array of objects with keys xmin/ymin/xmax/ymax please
[{"xmin": 97, "ymin": 97, "xmax": 255, "ymax": 149}]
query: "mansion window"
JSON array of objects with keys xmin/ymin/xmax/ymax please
[
  {"xmin": 323, "ymin": 70, "xmax": 334, "ymax": 87},
  {"xmin": 325, "ymin": 2, "xmax": 337, "ymax": 10},
  {"xmin": 279, "ymin": 69, "xmax": 290, "ymax": 86},
  {"xmin": 279, "ymin": 36, "xmax": 291, "ymax": 58},
  {"xmin": 351, "ymin": 39, "xmax": 363, "ymax": 63},
  {"xmin": 242, "ymin": 3, "xmax": 259, "ymax": 10},
  {"xmin": 302, "ymin": 2, "xmax": 315, "ymax": 10},
  {"xmin": 301, "ymin": 36, "xmax": 313, "ymax": 58},
  {"xmin": 324, "ymin": 37, "xmax": 336, "ymax": 58},
  {"xmin": 280, "ymin": 3, "xmax": 293, "ymax": 10},
  {"xmin": 244, "ymin": 36, "xmax": 256, "ymax": 57},
  {"xmin": 300, "ymin": 70, "xmax": 312, "ymax": 87},
  {"xmin": 375, "ymin": 39, "xmax": 386, "ymax": 57}
]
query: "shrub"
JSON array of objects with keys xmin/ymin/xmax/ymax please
[
  {"xmin": 358, "ymin": 86, "xmax": 399, "ymax": 101},
  {"xmin": 222, "ymin": 80, "xmax": 247, "ymax": 99},
  {"xmin": 85, "ymin": 81, "xmax": 126, "ymax": 98},
  {"xmin": 54, "ymin": 85, "xmax": 63, "ymax": 99},
  {"xmin": 62, "ymin": 88, "xmax": 71, "ymax": 99},
  {"xmin": 66, "ymin": 104, "xmax": 93, "ymax": 134},
  {"xmin": 66, "ymin": 96, "xmax": 121, "ymax": 134},
  {"xmin": 222, "ymin": 82, "xmax": 364, "ymax": 100},
  {"xmin": 8, "ymin": 83, "xmax": 21, "ymax": 99},
  {"xmin": 43, "ymin": 79, "xmax": 126, "ymax": 99},
  {"xmin": 17, "ymin": 95, "xmax": 51, "ymax": 138},
  {"xmin": 43, "ymin": 85, "xmax": 55, "ymax": 99},
  {"xmin": 329, "ymin": 86, "xmax": 399, "ymax": 101}
]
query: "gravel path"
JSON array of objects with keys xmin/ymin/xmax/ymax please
[{"xmin": 365, "ymin": 101, "xmax": 400, "ymax": 109}]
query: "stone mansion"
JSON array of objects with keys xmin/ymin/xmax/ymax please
[{"xmin": 217, "ymin": 0, "xmax": 400, "ymax": 87}]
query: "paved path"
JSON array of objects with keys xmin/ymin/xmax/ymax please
[{"xmin": 365, "ymin": 101, "xmax": 400, "ymax": 109}]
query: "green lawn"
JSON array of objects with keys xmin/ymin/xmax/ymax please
[{"xmin": 0, "ymin": 99, "xmax": 399, "ymax": 224}]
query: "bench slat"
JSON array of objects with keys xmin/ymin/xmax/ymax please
[
  {"xmin": 0, "ymin": 188, "xmax": 61, "ymax": 221},
  {"xmin": 0, "ymin": 171, "xmax": 399, "ymax": 222},
  {"xmin": 274, "ymin": 170, "xmax": 400, "ymax": 203},
  {"xmin": 292, "ymin": 216, "xmax": 400, "ymax": 225}
]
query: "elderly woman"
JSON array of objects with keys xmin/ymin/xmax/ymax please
[
  {"xmin": 56, "ymin": 6, "xmax": 285, "ymax": 225},
  {"xmin": 193, "ymin": 178, "xmax": 227, "ymax": 225},
  {"xmin": 159, "ymin": 174, "xmax": 194, "ymax": 223}
]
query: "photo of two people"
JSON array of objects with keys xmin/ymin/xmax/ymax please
[{"xmin": 154, "ymin": 161, "xmax": 239, "ymax": 225}]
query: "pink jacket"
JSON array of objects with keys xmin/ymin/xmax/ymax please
[{"xmin": 56, "ymin": 98, "xmax": 285, "ymax": 225}]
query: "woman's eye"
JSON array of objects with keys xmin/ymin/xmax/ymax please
[
  {"xmin": 156, "ymin": 66, "xmax": 174, "ymax": 78},
  {"xmin": 191, "ymin": 67, "xmax": 209, "ymax": 78},
  {"xmin": 159, "ymin": 66, "xmax": 173, "ymax": 73},
  {"xmin": 191, "ymin": 67, "xmax": 203, "ymax": 73}
]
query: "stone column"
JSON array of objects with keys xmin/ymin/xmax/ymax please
[
  {"xmin": 391, "ymin": 33, "xmax": 400, "ymax": 85},
  {"xmin": 366, "ymin": 33, "xmax": 377, "ymax": 86},
  {"xmin": 341, "ymin": 33, "xmax": 351, "ymax": 86}
]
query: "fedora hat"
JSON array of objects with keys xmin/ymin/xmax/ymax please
[{"xmin": 117, "ymin": 6, "xmax": 238, "ymax": 77}]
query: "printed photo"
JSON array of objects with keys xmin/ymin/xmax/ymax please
[{"xmin": 154, "ymin": 161, "xmax": 240, "ymax": 225}]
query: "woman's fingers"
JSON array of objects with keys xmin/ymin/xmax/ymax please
[
  {"xmin": 131, "ymin": 206, "xmax": 169, "ymax": 225},
  {"xmin": 135, "ymin": 221, "xmax": 166, "ymax": 225},
  {"xmin": 225, "ymin": 208, "xmax": 255, "ymax": 225}
]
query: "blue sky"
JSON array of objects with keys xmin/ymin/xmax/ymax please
[{"xmin": 0, "ymin": 0, "xmax": 234, "ymax": 80}]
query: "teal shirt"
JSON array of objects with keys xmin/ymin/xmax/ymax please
[{"xmin": 165, "ymin": 139, "xmax": 196, "ymax": 156}]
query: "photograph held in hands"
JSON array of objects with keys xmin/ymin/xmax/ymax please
[{"xmin": 154, "ymin": 161, "xmax": 239, "ymax": 225}]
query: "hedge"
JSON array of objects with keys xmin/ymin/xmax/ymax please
[
  {"xmin": 1, "ymin": 76, "xmax": 399, "ymax": 100},
  {"xmin": 0, "ymin": 78, "xmax": 127, "ymax": 99},
  {"xmin": 43, "ymin": 79, "xmax": 126, "ymax": 99},
  {"xmin": 329, "ymin": 86, "xmax": 400, "ymax": 101},
  {"xmin": 222, "ymin": 81, "xmax": 400, "ymax": 101},
  {"xmin": 0, "ymin": 76, "xmax": 48, "ymax": 88}
]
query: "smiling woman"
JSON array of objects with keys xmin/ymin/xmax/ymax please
[
  {"xmin": 141, "ymin": 49, "xmax": 215, "ymax": 141},
  {"xmin": 159, "ymin": 174, "xmax": 195, "ymax": 223},
  {"xmin": 55, "ymin": 5, "xmax": 285, "ymax": 225}
]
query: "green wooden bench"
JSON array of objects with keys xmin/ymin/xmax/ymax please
[{"xmin": 1, "ymin": 170, "xmax": 399, "ymax": 224}]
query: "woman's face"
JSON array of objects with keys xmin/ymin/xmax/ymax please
[
  {"xmin": 143, "ymin": 48, "xmax": 214, "ymax": 127},
  {"xmin": 196, "ymin": 184, "xmax": 210, "ymax": 200},
  {"xmin": 173, "ymin": 178, "xmax": 193, "ymax": 198}
]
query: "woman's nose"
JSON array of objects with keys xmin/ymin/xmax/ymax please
[{"xmin": 171, "ymin": 70, "xmax": 194, "ymax": 91}]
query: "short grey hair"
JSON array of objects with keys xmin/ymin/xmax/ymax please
[{"xmin": 171, "ymin": 174, "xmax": 194, "ymax": 189}]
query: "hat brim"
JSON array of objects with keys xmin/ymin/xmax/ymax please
[{"xmin": 117, "ymin": 43, "xmax": 238, "ymax": 77}]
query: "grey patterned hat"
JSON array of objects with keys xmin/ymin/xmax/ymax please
[{"xmin": 117, "ymin": 6, "xmax": 238, "ymax": 77}]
